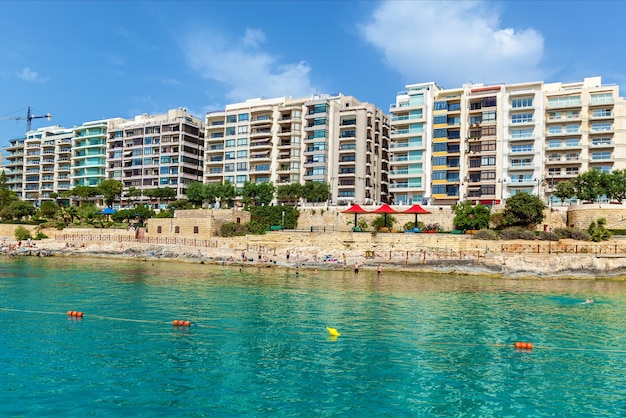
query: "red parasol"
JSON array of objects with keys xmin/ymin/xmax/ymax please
[
  {"xmin": 370, "ymin": 204, "xmax": 399, "ymax": 227},
  {"xmin": 342, "ymin": 204, "xmax": 369, "ymax": 228},
  {"xmin": 401, "ymin": 204, "xmax": 431, "ymax": 227}
]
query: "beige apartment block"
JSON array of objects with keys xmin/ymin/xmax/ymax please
[
  {"xmin": 106, "ymin": 108, "xmax": 205, "ymax": 206},
  {"xmin": 204, "ymin": 94, "xmax": 390, "ymax": 206}
]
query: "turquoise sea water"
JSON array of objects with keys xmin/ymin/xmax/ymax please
[{"xmin": 2, "ymin": 257, "xmax": 626, "ymax": 417}]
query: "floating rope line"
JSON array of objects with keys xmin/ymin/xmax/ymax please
[{"xmin": 3, "ymin": 307, "xmax": 626, "ymax": 353}]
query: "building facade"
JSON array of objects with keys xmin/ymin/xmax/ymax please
[
  {"xmin": 204, "ymin": 94, "xmax": 390, "ymax": 205},
  {"xmin": 106, "ymin": 108, "xmax": 205, "ymax": 204}
]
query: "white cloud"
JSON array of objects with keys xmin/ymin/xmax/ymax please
[
  {"xmin": 16, "ymin": 67, "xmax": 48, "ymax": 83},
  {"xmin": 180, "ymin": 28, "xmax": 314, "ymax": 102},
  {"xmin": 360, "ymin": 1, "xmax": 545, "ymax": 87}
]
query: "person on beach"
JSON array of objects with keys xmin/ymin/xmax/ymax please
[
  {"xmin": 286, "ymin": 249, "xmax": 290, "ymax": 262},
  {"xmin": 377, "ymin": 264, "xmax": 382, "ymax": 276},
  {"xmin": 354, "ymin": 261, "xmax": 359, "ymax": 274}
]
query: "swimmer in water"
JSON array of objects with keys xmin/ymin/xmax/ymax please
[{"xmin": 584, "ymin": 298, "xmax": 594, "ymax": 304}]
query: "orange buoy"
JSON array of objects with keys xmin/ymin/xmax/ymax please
[
  {"xmin": 514, "ymin": 341, "xmax": 533, "ymax": 349},
  {"xmin": 173, "ymin": 320, "xmax": 191, "ymax": 326},
  {"xmin": 184, "ymin": 321, "xmax": 191, "ymax": 327}
]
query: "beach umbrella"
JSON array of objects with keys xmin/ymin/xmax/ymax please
[
  {"xmin": 371, "ymin": 204, "xmax": 399, "ymax": 227},
  {"xmin": 98, "ymin": 207, "xmax": 116, "ymax": 221},
  {"xmin": 342, "ymin": 204, "xmax": 368, "ymax": 228},
  {"xmin": 401, "ymin": 204, "xmax": 431, "ymax": 227}
]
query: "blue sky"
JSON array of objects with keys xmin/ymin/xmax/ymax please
[{"xmin": 1, "ymin": 0, "xmax": 624, "ymax": 148}]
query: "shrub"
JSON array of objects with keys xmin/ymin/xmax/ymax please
[
  {"xmin": 588, "ymin": 218, "xmax": 611, "ymax": 242},
  {"xmin": 219, "ymin": 222, "xmax": 248, "ymax": 237},
  {"xmin": 500, "ymin": 227, "xmax": 536, "ymax": 240},
  {"xmin": 14, "ymin": 226, "xmax": 32, "ymax": 240},
  {"xmin": 34, "ymin": 231, "xmax": 48, "ymax": 240},
  {"xmin": 538, "ymin": 231, "xmax": 559, "ymax": 241},
  {"xmin": 403, "ymin": 221, "xmax": 416, "ymax": 231},
  {"xmin": 553, "ymin": 227, "xmax": 590, "ymax": 241},
  {"xmin": 473, "ymin": 229, "xmax": 499, "ymax": 240}
]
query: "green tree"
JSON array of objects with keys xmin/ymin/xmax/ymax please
[
  {"xmin": 241, "ymin": 181, "xmax": 275, "ymax": 207},
  {"xmin": 607, "ymin": 169, "xmax": 626, "ymax": 202},
  {"xmin": 553, "ymin": 179, "xmax": 576, "ymax": 204},
  {"xmin": 186, "ymin": 182, "xmax": 206, "ymax": 206},
  {"xmin": 2, "ymin": 200, "xmax": 36, "ymax": 220},
  {"xmin": 145, "ymin": 187, "xmax": 177, "ymax": 208},
  {"xmin": 453, "ymin": 201, "xmax": 491, "ymax": 230},
  {"xmin": 216, "ymin": 181, "xmax": 236, "ymax": 207},
  {"xmin": 502, "ymin": 192, "xmax": 546, "ymax": 228},
  {"xmin": 574, "ymin": 170, "xmax": 606, "ymax": 202},
  {"xmin": 97, "ymin": 179, "xmax": 124, "ymax": 207},
  {"xmin": 250, "ymin": 206, "xmax": 299, "ymax": 229},
  {"xmin": 125, "ymin": 186, "xmax": 143, "ymax": 206},
  {"xmin": 0, "ymin": 170, "xmax": 18, "ymax": 209},
  {"xmin": 302, "ymin": 181, "xmax": 330, "ymax": 205},
  {"xmin": 276, "ymin": 182, "xmax": 303, "ymax": 203},
  {"xmin": 38, "ymin": 200, "xmax": 58, "ymax": 219},
  {"xmin": 76, "ymin": 203, "xmax": 100, "ymax": 224}
]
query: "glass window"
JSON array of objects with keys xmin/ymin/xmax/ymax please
[
  {"xmin": 237, "ymin": 138, "xmax": 248, "ymax": 146},
  {"xmin": 225, "ymin": 139, "xmax": 235, "ymax": 148},
  {"xmin": 236, "ymin": 175, "xmax": 247, "ymax": 184},
  {"xmin": 433, "ymin": 128, "xmax": 447, "ymax": 138},
  {"xmin": 434, "ymin": 101, "xmax": 448, "ymax": 111},
  {"xmin": 238, "ymin": 113, "xmax": 249, "ymax": 122},
  {"xmin": 433, "ymin": 142, "xmax": 447, "ymax": 152},
  {"xmin": 548, "ymin": 95, "xmax": 581, "ymax": 107},
  {"xmin": 433, "ymin": 156, "xmax": 447, "ymax": 166},
  {"xmin": 591, "ymin": 151, "xmax": 611, "ymax": 160},
  {"xmin": 548, "ymin": 126, "xmax": 562, "ymax": 134},
  {"xmin": 226, "ymin": 127, "xmax": 235, "ymax": 136},
  {"xmin": 236, "ymin": 162, "xmax": 247, "ymax": 171},
  {"xmin": 237, "ymin": 126, "xmax": 248, "ymax": 135},
  {"xmin": 433, "ymin": 115, "xmax": 447, "ymax": 125},
  {"xmin": 512, "ymin": 97, "xmax": 533, "ymax": 108},
  {"xmin": 511, "ymin": 113, "xmax": 533, "ymax": 124},
  {"xmin": 432, "ymin": 171, "xmax": 446, "ymax": 180},
  {"xmin": 482, "ymin": 111, "xmax": 496, "ymax": 122},
  {"xmin": 224, "ymin": 163, "xmax": 234, "ymax": 172},
  {"xmin": 237, "ymin": 150, "xmax": 248, "ymax": 158},
  {"xmin": 511, "ymin": 128, "xmax": 533, "ymax": 139},
  {"xmin": 548, "ymin": 140, "xmax": 561, "ymax": 149},
  {"xmin": 226, "ymin": 115, "xmax": 236, "ymax": 123},
  {"xmin": 566, "ymin": 124, "xmax": 580, "ymax": 133},
  {"xmin": 565, "ymin": 138, "xmax": 580, "ymax": 147},
  {"xmin": 225, "ymin": 151, "xmax": 235, "ymax": 160},
  {"xmin": 591, "ymin": 122, "xmax": 612, "ymax": 132},
  {"xmin": 448, "ymin": 103, "xmax": 461, "ymax": 111},
  {"xmin": 590, "ymin": 93, "xmax": 613, "ymax": 104}
]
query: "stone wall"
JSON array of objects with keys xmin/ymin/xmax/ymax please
[
  {"xmin": 296, "ymin": 206, "xmax": 456, "ymax": 232},
  {"xmin": 566, "ymin": 204, "xmax": 626, "ymax": 230},
  {"xmin": 146, "ymin": 209, "xmax": 250, "ymax": 239}
]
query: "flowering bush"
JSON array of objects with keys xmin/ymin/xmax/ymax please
[{"xmin": 425, "ymin": 223, "xmax": 442, "ymax": 232}]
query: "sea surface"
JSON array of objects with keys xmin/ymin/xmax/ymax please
[{"xmin": 1, "ymin": 257, "xmax": 626, "ymax": 417}]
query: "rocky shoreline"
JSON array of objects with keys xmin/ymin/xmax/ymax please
[{"xmin": 3, "ymin": 238, "xmax": 626, "ymax": 280}]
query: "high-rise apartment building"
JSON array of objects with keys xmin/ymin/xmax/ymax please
[
  {"xmin": 388, "ymin": 82, "xmax": 439, "ymax": 205},
  {"xmin": 389, "ymin": 76, "xmax": 626, "ymax": 207},
  {"xmin": 73, "ymin": 120, "xmax": 108, "ymax": 188},
  {"xmin": 106, "ymin": 108, "xmax": 205, "ymax": 203},
  {"xmin": 2, "ymin": 126, "xmax": 73, "ymax": 205},
  {"xmin": 542, "ymin": 77, "xmax": 626, "ymax": 203},
  {"xmin": 205, "ymin": 94, "xmax": 390, "ymax": 205}
]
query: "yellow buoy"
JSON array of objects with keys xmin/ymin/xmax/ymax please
[{"xmin": 326, "ymin": 327, "xmax": 340, "ymax": 337}]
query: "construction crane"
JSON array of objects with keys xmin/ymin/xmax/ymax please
[{"xmin": 0, "ymin": 106, "xmax": 52, "ymax": 132}]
